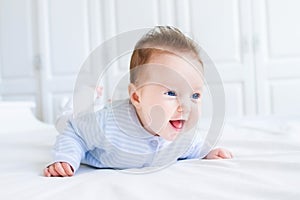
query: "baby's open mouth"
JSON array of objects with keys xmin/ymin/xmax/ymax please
[{"xmin": 169, "ymin": 120, "xmax": 185, "ymax": 130}]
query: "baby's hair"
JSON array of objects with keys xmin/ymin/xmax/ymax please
[{"xmin": 129, "ymin": 26, "xmax": 203, "ymax": 84}]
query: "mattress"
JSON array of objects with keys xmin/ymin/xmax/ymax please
[{"xmin": 0, "ymin": 102, "xmax": 299, "ymax": 200}]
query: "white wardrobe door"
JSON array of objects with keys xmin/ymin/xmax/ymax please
[
  {"xmin": 37, "ymin": 0, "xmax": 90, "ymax": 123},
  {"xmin": 178, "ymin": 0, "xmax": 256, "ymax": 117},
  {"xmin": 253, "ymin": 0, "xmax": 300, "ymax": 115},
  {"xmin": 0, "ymin": 0, "xmax": 36, "ymax": 102}
]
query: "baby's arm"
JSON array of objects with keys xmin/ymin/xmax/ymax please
[
  {"xmin": 55, "ymin": 86, "xmax": 105, "ymax": 133},
  {"xmin": 44, "ymin": 119, "xmax": 88, "ymax": 177},
  {"xmin": 204, "ymin": 148, "xmax": 233, "ymax": 159}
]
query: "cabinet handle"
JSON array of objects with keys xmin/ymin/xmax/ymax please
[
  {"xmin": 253, "ymin": 35, "xmax": 260, "ymax": 53},
  {"xmin": 241, "ymin": 37, "xmax": 249, "ymax": 54},
  {"xmin": 33, "ymin": 55, "xmax": 42, "ymax": 71}
]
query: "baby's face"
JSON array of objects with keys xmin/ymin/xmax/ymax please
[{"xmin": 132, "ymin": 53, "xmax": 203, "ymax": 141}]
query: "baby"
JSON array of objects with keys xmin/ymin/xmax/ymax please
[{"xmin": 44, "ymin": 26, "xmax": 232, "ymax": 177}]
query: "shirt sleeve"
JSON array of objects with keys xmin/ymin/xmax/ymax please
[
  {"xmin": 178, "ymin": 142, "xmax": 203, "ymax": 160},
  {"xmin": 55, "ymin": 96, "xmax": 107, "ymax": 134},
  {"xmin": 52, "ymin": 119, "xmax": 88, "ymax": 173},
  {"xmin": 55, "ymin": 98, "xmax": 73, "ymax": 133},
  {"xmin": 178, "ymin": 126, "xmax": 207, "ymax": 160},
  {"xmin": 51, "ymin": 109, "xmax": 107, "ymax": 173}
]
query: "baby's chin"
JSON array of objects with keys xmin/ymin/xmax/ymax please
[
  {"xmin": 147, "ymin": 119, "xmax": 198, "ymax": 141},
  {"xmin": 146, "ymin": 127, "xmax": 179, "ymax": 141},
  {"xmin": 160, "ymin": 121, "xmax": 200, "ymax": 141},
  {"xmin": 162, "ymin": 132, "xmax": 179, "ymax": 141},
  {"xmin": 157, "ymin": 125, "xmax": 184, "ymax": 141}
]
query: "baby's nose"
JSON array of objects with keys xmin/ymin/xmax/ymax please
[
  {"xmin": 177, "ymin": 105, "xmax": 183, "ymax": 112},
  {"xmin": 177, "ymin": 99, "xmax": 191, "ymax": 114}
]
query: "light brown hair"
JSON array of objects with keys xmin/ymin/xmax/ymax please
[{"xmin": 129, "ymin": 26, "xmax": 203, "ymax": 84}]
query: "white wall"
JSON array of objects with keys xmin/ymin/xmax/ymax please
[{"xmin": 1, "ymin": 0, "xmax": 300, "ymax": 123}]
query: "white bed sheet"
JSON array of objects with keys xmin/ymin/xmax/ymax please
[{"xmin": 0, "ymin": 102, "xmax": 299, "ymax": 200}]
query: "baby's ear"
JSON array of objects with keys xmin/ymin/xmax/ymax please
[{"xmin": 128, "ymin": 83, "xmax": 141, "ymax": 109}]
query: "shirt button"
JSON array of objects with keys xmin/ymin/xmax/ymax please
[{"xmin": 149, "ymin": 140, "xmax": 158, "ymax": 148}]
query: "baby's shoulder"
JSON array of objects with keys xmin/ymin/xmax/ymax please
[
  {"xmin": 103, "ymin": 99, "xmax": 131, "ymax": 110},
  {"xmin": 93, "ymin": 98, "xmax": 132, "ymax": 123}
]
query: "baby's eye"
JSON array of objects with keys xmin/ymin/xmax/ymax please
[
  {"xmin": 164, "ymin": 90, "xmax": 177, "ymax": 97},
  {"xmin": 191, "ymin": 93, "xmax": 201, "ymax": 100}
]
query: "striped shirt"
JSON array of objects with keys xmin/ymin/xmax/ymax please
[{"xmin": 52, "ymin": 99, "xmax": 204, "ymax": 172}]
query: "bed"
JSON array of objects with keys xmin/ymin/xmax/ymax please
[{"xmin": 0, "ymin": 102, "xmax": 299, "ymax": 200}]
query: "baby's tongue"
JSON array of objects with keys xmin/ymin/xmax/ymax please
[{"xmin": 170, "ymin": 120, "xmax": 184, "ymax": 129}]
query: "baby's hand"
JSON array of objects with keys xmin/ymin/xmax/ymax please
[
  {"xmin": 44, "ymin": 162, "xmax": 74, "ymax": 177},
  {"xmin": 96, "ymin": 86, "xmax": 103, "ymax": 98},
  {"xmin": 205, "ymin": 148, "xmax": 233, "ymax": 159},
  {"xmin": 96, "ymin": 86, "xmax": 111, "ymax": 103}
]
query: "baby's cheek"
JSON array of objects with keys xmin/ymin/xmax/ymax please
[
  {"xmin": 148, "ymin": 105, "xmax": 166, "ymax": 133},
  {"xmin": 185, "ymin": 105, "xmax": 201, "ymax": 131}
]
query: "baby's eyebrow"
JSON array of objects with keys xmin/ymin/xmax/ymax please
[{"xmin": 193, "ymin": 86, "xmax": 203, "ymax": 91}]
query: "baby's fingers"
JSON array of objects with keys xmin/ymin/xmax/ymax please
[
  {"xmin": 43, "ymin": 168, "xmax": 52, "ymax": 177},
  {"xmin": 44, "ymin": 162, "xmax": 73, "ymax": 177},
  {"xmin": 218, "ymin": 150, "xmax": 232, "ymax": 159},
  {"xmin": 96, "ymin": 86, "xmax": 103, "ymax": 97},
  {"xmin": 61, "ymin": 162, "xmax": 74, "ymax": 176},
  {"xmin": 54, "ymin": 162, "xmax": 69, "ymax": 177},
  {"xmin": 48, "ymin": 164, "xmax": 60, "ymax": 177}
]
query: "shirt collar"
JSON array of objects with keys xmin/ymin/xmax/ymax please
[{"xmin": 110, "ymin": 99, "xmax": 163, "ymax": 141}]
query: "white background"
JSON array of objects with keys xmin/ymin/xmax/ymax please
[{"xmin": 0, "ymin": 0, "xmax": 300, "ymax": 123}]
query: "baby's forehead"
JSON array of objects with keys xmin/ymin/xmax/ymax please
[
  {"xmin": 137, "ymin": 61, "xmax": 203, "ymax": 91},
  {"xmin": 148, "ymin": 50, "xmax": 201, "ymax": 66},
  {"xmin": 148, "ymin": 52, "xmax": 201, "ymax": 74}
]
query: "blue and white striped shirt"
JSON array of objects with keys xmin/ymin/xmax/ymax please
[{"xmin": 52, "ymin": 99, "xmax": 203, "ymax": 172}]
